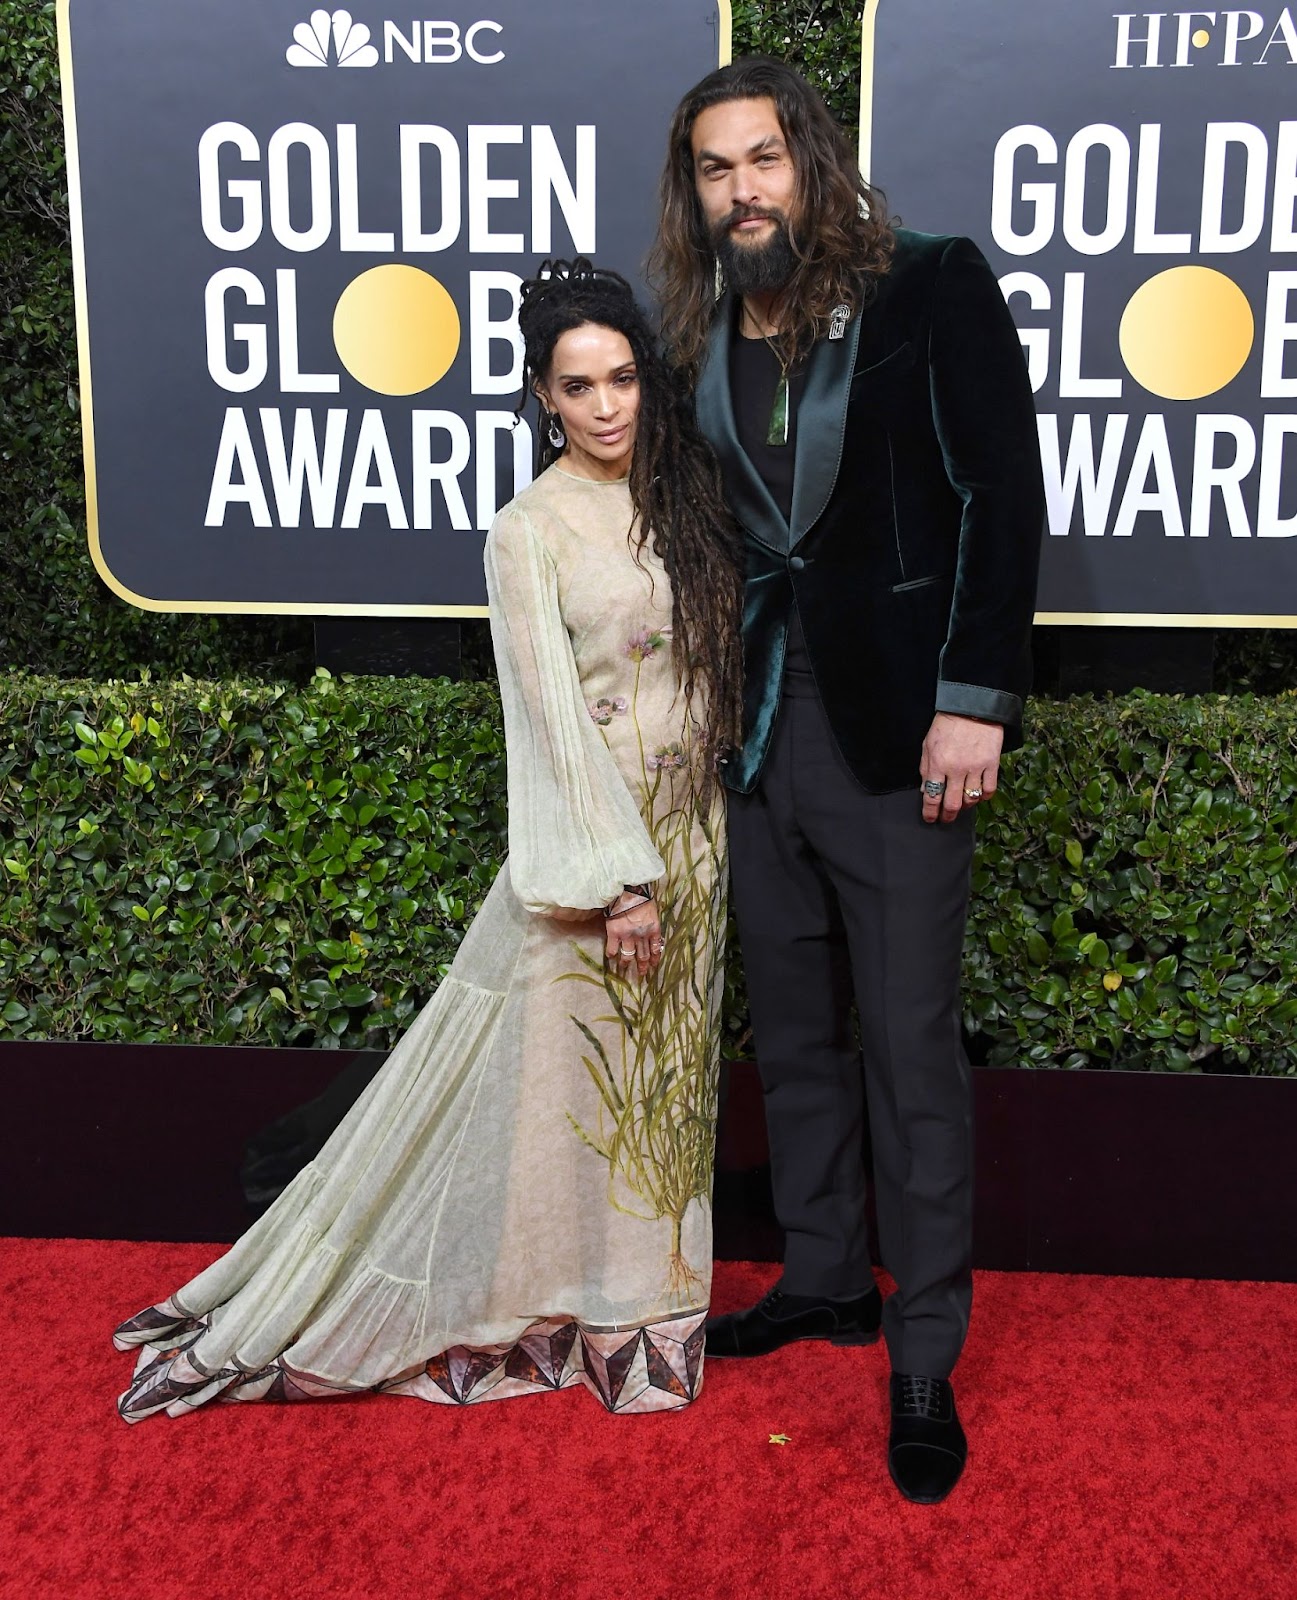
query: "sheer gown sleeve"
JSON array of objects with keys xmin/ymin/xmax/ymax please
[{"xmin": 484, "ymin": 503, "xmax": 665, "ymax": 917}]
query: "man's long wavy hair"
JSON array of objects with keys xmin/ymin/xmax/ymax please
[
  {"xmin": 649, "ymin": 57, "xmax": 896, "ymax": 379},
  {"xmin": 516, "ymin": 259, "xmax": 745, "ymax": 795}
]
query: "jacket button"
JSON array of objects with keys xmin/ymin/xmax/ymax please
[{"xmin": 789, "ymin": 555, "xmax": 806, "ymax": 571}]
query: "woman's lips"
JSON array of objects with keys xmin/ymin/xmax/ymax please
[{"xmin": 593, "ymin": 425, "xmax": 628, "ymax": 445}]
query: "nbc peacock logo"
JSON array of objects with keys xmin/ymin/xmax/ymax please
[{"xmin": 286, "ymin": 9, "xmax": 379, "ymax": 68}]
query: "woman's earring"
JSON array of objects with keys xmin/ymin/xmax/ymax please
[{"xmin": 547, "ymin": 414, "xmax": 566, "ymax": 450}]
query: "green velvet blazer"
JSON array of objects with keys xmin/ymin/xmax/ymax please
[{"xmin": 696, "ymin": 227, "xmax": 1045, "ymax": 796}]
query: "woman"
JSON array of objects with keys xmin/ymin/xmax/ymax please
[{"xmin": 113, "ymin": 260, "xmax": 745, "ymax": 1420}]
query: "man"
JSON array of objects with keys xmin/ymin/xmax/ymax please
[{"xmin": 651, "ymin": 58, "xmax": 1044, "ymax": 1503}]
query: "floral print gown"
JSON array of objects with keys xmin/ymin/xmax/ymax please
[{"xmin": 113, "ymin": 464, "xmax": 727, "ymax": 1420}]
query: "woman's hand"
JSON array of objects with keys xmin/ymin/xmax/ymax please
[{"xmin": 604, "ymin": 892, "xmax": 663, "ymax": 978}]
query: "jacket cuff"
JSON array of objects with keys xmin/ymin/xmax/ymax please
[{"xmin": 935, "ymin": 679, "xmax": 1023, "ymax": 725}]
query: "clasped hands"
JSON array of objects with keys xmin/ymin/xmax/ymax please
[
  {"xmin": 919, "ymin": 712, "xmax": 1004, "ymax": 824},
  {"xmin": 604, "ymin": 891, "xmax": 663, "ymax": 977}
]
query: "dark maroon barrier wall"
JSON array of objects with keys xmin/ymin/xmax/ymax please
[{"xmin": 2, "ymin": 1043, "xmax": 1294, "ymax": 1280}]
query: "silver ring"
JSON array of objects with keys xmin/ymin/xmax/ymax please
[
  {"xmin": 922, "ymin": 778, "xmax": 946, "ymax": 799},
  {"xmin": 618, "ymin": 946, "xmax": 635, "ymax": 958},
  {"xmin": 963, "ymin": 787, "xmax": 983, "ymax": 801}
]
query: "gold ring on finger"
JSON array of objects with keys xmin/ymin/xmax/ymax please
[{"xmin": 964, "ymin": 788, "xmax": 983, "ymax": 801}]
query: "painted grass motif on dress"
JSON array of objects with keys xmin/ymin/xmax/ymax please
[{"xmin": 559, "ymin": 630, "xmax": 726, "ymax": 1307}]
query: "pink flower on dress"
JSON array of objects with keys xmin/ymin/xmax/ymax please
[
  {"xmin": 588, "ymin": 696, "xmax": 629, "ymax": 726},
  {"xmin": 624, "ymin": 628, "xmax": 666, "ymax": 662},
  {"xmin": 646, "ymin": 742, "xmax": 687, "ymax": 772}
]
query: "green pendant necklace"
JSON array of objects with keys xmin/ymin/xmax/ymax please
[{"xmin": 763, "ymin": 334, "xmax": 791, "ymax": 447}]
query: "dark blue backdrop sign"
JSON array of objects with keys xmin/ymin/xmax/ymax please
[
  {"xmin": 866, "ymin": 0, "xmax": 1297, "ymax": 624},
  {"xmin": 59, "ymin": 1, "xmax": 729, "ymax": 614}
]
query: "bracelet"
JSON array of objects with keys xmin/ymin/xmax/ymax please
[
  {"xmin": 602, "ymin": 883, "xmax": 655, "ymax": 920},
  {"xmin": 603, "ymin": 895, "xmax": 650, "ymax": 920}
]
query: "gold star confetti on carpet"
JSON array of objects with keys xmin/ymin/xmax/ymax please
[{"xmin": 768, "ymin": 1433, "xmax": 792, "ymax": 1446}]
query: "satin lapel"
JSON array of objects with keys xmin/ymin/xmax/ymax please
[
  {"xmin": 788, "ymin": 308, "xmax": 864, "ymax": 548},
  {"xmin": 694, "ymin": 297, "xmax": 790, "ymax": 553}
]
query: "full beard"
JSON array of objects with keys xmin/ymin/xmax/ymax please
[{"xmin": 712, "ymin": 210, "xmax": 798, "ymax": 296}]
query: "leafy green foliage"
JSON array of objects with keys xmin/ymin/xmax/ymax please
[
  {"xmin": 0, "ymin": 672, "xmax": 505, "ymax": 1048},
  {"xmin": 3, "ymin": 678, "xmax": 1295, "ymax": 1073},
  {"xmin": 966, "ymin": 693, "xmax": 1297, "ymax": 1076},
  {"xmin": 1213, "ymin": 630, "xmax": 1297, "ymax": 695},
  {"xmin": 733, "ymin": 1, "xmax": 864, "ymax": 128}
]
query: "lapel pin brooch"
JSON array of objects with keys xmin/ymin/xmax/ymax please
[{"xmin": 828, "ymin": 304, "xmax": 851, "ymax": 341}]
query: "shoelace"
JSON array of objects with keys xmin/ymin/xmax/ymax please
[{"xmin": 896, "ymin": 1375, "xmax": 946, "ymax": 1417}]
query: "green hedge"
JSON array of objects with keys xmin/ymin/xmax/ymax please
[
  {"xmin": 966, "ymin": 693, "xmax": 1297, "ymax": 1075},
  {"xmin": 2, "ymin": 675, "xmax": 1295, "ymax": 1074},
  {"xmin": 0, "ymin": 673, "xmax": 505, "ymax": 1048}
]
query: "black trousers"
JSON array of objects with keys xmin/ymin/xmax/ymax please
[{"xmin": 727, "ymin": 671, "xmax": 976, "ymax": 1379}]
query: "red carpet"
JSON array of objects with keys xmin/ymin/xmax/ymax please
[{"xmin": 1, "ymin": 1240, "xmax": 1294, "ymax": 1599}]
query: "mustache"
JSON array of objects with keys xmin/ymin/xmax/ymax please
[{"xmin": 715, "ymin": 204, "xmax": 789, "ymax": 235}]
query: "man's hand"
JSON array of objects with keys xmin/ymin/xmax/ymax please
[{"xmin": 919, "ymin": 713, "xmax": 1004, "ymax": 824}]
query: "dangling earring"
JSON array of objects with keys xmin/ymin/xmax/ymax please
[{"xmin": 547, "ymin": 413, "xmax": 566, "ymax": 450}]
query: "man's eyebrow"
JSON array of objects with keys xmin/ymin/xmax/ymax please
[{"xmin": 696, "ymin": 135, "xmax": 785, "ymax": 165}]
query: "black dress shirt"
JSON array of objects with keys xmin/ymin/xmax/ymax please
[{"xmin": 728, "ymin": 333, "xmax": 813, "ymax": 681}]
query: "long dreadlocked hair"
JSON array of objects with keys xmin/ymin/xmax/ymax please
[
  {"xmin": 649, "ymin": 56, "xmax": 896, "ymax": 382},
  {"xmin": 515, "ymin": 259, "xmax": 745, "ymax": 792}
]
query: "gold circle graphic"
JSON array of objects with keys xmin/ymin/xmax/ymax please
[
  {"xmin": 1192, "ymin": 27, "xmax": 1211, "ymax": 47},
  {"xmin": 1118, "ymin": 267, "xmax": 1254, "ymax": 401},
  {"xmin": 333, "ymin": 265, "xmax": 461, "ymax": 396}
]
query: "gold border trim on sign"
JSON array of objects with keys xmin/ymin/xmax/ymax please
[
  {"xmin": 856, "ymin": 0, "xmax": 1296, "ymax": 630},
  {"xmin": 59, "ymin": 0, "xmax": 735, "ymax": 617},
  {"xmin": 1035, "ymin": 612, "xmax": 1297, "ymax": 629},
  {"xmin": 858, "ymin": 0, "xmax": 881, "ymax": 182}
]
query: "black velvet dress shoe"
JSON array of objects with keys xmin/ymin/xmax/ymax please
[
  {"xmin": 888, "ymin": 1374, "xmax": 967, "ymax": 1504},
  {"xmin": 705, "ymin": 1284, "xmax": 882, "ymax": 1357}
]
